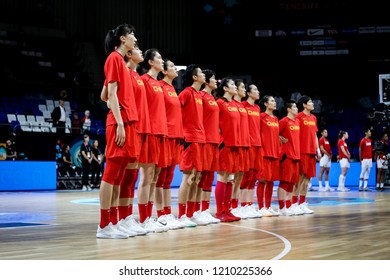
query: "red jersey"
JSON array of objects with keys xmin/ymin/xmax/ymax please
[
  {"xmin": 217, "ymin": 98, "xmax": 241, "ymax": 147},
  {"xmin": 141, "ymin": 73, "xmax": 168, "ymax": 136},
  {"xmin": 242, "ymin": 101, "xmax": 262, "ymax": 147},
  {"xmin": 129, "ymin": 68, "xmax": 151, "ymax": 134},
  {"xmin": 234, "ymin": 100, "xmax": 250, "ymax": 147},
  {"xmin": 359, "ymin": 137, "xmax": 372, "ymax": 159},
  {"xmin": 201, "ymin": 91, "xmax": 220, "ymax": 144},
  {"xmin": 319, "ymin": 136, "xmax": 331, "ymax": 155},
  {"xmin": 260, "ymin": 112, "xmax": 279, "ymax": 159},
  {"xmin": 178, "ymin": 86, "xmax": 205, "ymax": 143},
  {"xmin": 338, "ymin": 139, "xmax": 350, "ymax": 159},
  {"xmin": 279, "ymin": 116, "xmax": 300, "ymax": 160},
  {"xmin": 297, "ymin": 111, "xmax": 318, "ymax": 154},
  {"xmin": 104, "ymin": 51, "xmax": 138, "ymax": 126},
  {"xmin": 159, "ymin": 80, "xmax": 184, "ymax": 139}
]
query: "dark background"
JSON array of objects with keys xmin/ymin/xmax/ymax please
[
  {"xmin": 1, "ymin": 0, "xmax": 390, "ymax": 103},
  {"xmin": 1, "ymin": 0, "xmax": 390, "ymax": 159}
]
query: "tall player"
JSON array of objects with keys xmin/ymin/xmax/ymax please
[
  {"xmin": 291, "ymin": 95, "xmax": 320, "ymax": 214},
  {"xmin": 177, "ymin": 64, "xmax": 207, "ymax": 226},
  {"xmin": 214, "ymin": 78, "xmax": 241, "ymax": 222},
  {"xmin": 197, "ymin": 69, "xmax": 221, "ymax": 223},
  {"xmin": 97, "ymin": 23, "xmax": 138, "ymax": 239},
  {"xmin": 278, "ymin": 100, "xmax": 300, "ymax": 216},
  {"xmin": 258, "ymin": 95, "xmax": 280, "ymax": 217},
  {"xmin": 239, "ymin": 84, "xmax": 263, "ymax": 218},
  {"xmin": 137, "ymin": 48, "xmax": 169, "ymax": 232},
  {"xmin": 155, "ymin": 59, "xmax": 185, "ymax": 229}
]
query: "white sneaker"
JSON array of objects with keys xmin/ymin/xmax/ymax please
[
  {"xmin": 82, "ymin": 186, "xmax": 87, "ymax": 191},
  {"xmin": 290, "ymin": 203, "xmax": 305, "ymax": 215},
  {"xmin": 259, "ymin": 207, "xmax": 273, "ymax": 217},
  {"xmin": 141, "ymin": 217, "xmax": 168, "ymax": 233},
  {"xmin": 267, "ymin": 207, "xmax": 280, "ymax": 216},
  {"xmin": 165, "ymin": 214, "xmax": 185, "ymax": 229},
  {"xmin": 96, "ymin": 222, "xmax": 129, "ymax": 239},
  {"xmin": 178, "ymin": 214, "xmax": 197, "ymax": 227},
  {"xmin": 87, "ymin": 185, "xmax": 92, "ymax": 191},
  {"xmin": 244, "ymin": 205, "xmax": 262, "ymax": 218},
  {"xmin": 325, "ymin": 186, "xmax": 334, "ymax": 192},
  {"xmin": 299, "ymin": 202, "xmax": 314, "ymax": 214},
  {"xmin": 200, "ymin": 209, "xmax": 220, "ymax": 223},
  {"xmin": 117, "ymin": 220, "xmax": 138, "ymax": 237},
  {"xmin": 123, "ymin": 215, "xmax": 148, "ymax": 235},
  {"xmin": 231, "ymin": 207, "xmax": 248, "ymax": 219},
  {"xmin": 279, "ymin": 207, "xmax": 294, "ymax": 216},
  {"xmin": 318, "ymin": 187, "xmax": 327, "ymax": 192},
  {"xmin": 190, "ymin": 211, "xmax": 210, "ymax": 226}
]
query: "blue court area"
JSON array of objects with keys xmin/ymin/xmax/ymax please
[{"xmin": 0, "ymin": 212, "xmax": 54, "ymax": 228}]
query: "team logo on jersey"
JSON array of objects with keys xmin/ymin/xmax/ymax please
[
  {"xmin": 289, "ymin": 125, "xmax": 300, "ymax": 130},
  {"xmin": 227, "ymin": 106, "xmax": 238, "ymax": 112},
  {"xmin": 303, "ymin": 119, "xmax": 316, "ymax": 126},
  {"xmin": 247, "ymin": 110, "xmax": 259, "ymax": 116},
  {"xmin": 195, "ymin": 97, "xmax": 203, "ymax": 105},
  {"xmin": 167, "ymin": 91, "xmax": 177, "ymax": 97},
  {"xmin": 152, "ymin": 85, "xmax": 163, "ymax": 92}
]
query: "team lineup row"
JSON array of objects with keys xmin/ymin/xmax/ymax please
[{"xmin": 94, "ymin": 23, "xmax": 375, "ymax": 239}]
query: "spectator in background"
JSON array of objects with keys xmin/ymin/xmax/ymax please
[
  {"xmin": 91, "ymin": 139, "xmax": 104, "ymax": 188},
  {"xmin": 71, "ymin": 111, "xmax": 82, "ymax": 134},
  {"xmin": 290, "ymin": 90, "xmax": 302, "ymax": 102},
  {"xmin": 80, "ymin": 134, "xmax": 92, "ymax": 191},
  {"xmin": 51, "ymin": 98, "xmax": 66, "ymax": 135},
  {"xmin": 61, "ymin": 144, "xmax": 75, "ymax": 176},
  {"xmin": 274, "ymin": 92, "xmax": 285, "ymax": 118},
  {"xmin": 5, "ymin": 139, "xmax": 17, "ymax": 160},
  {"xmin": 82, "ymin": 110, "xmax": 92, "ymax": 133},
  {"xmin": 312, "ymin": 94, "xmax": 323, "ymax": 117}
]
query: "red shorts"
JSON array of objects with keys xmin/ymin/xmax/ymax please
[
  {"xmin": 299, "ymin": 153, "xmax": 317, "ymax": 178},
  {"xmin": 262, "ymin": 156, "xmax": 280, "ymax": 182},
  {"xmin": 218, "ymin": 146, "xmax": 240, "ymax": 174},
  {"xmin": 248, "ymin": 146, "xmax": 263, "ymax": 171},
  {"xmin": 280, "ymin": 158, "xmax": 300, "ymax": 184},
  {"xmin": 140, "ymin": 135, "xmax": 166, "ymax": 166},
  {"xmin": 102, "ymin": 157, "xmax": 128, "ymax": 185},
  {"xmin": 203, "ymin": 143, "xmax": 219, "ymax": 172},
  {"xmin": 138, "ymin": 133, "xmax": 149, "ymax": 164},
  {"xmin": 180, "ymin": 142, "xmax": 204, "ymax": 171},
  {"xmin": 167, "ymin": 138, "xmax": 182, "ymax": 166},
  {"xmin": 157, "ymin": 137, "xmax": 169, "ymax": 168},
  {"xmin": 105, "ymin": 122, "xmax": 138, "ymax": 161},
  {"xmin": 238, "ymin": 147, "xmax": 250, "ymax": 172}
]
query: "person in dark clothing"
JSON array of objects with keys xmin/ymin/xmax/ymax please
[
  {"xmin": 80, "ymin": 134, "xmax": 92, "ymax": 191},
  {"xmin": 90, "ymin": 139, "xmax": 103, "ymax": 188},
  {"xmin": 6, "ymin": 139, "xmax": 17, "ymax": 161},
  {"xmin": 51, "ymin": 99, "xmax": 67, "ymax": 134}
]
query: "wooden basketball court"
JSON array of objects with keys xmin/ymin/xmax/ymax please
[{"xmin": 0, "ymin": 188, "xmax": 389, "ymax": 260}]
